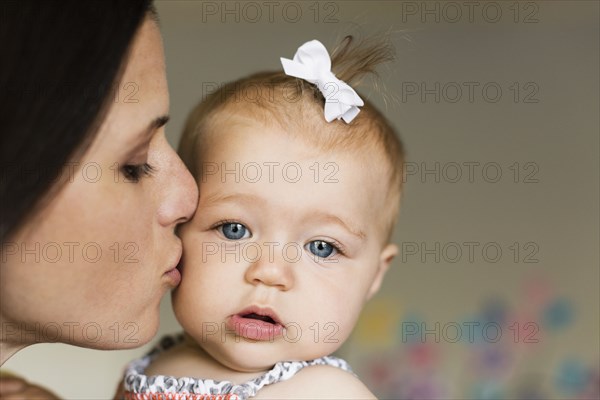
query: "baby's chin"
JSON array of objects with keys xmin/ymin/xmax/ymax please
[
  {"xmin": 202, "ymin": 339, "xmax": 280, "ymax": 372},
  {"xmin": 200, "ymin": 336, "xmax": 339, "ymax": 373}
]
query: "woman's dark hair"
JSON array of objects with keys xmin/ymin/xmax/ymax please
[{"xmin": 0, "ymin": 1, "xmax": 155, "ymax": 242}]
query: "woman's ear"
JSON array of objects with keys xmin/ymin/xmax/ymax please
[{"xmin": 366, "ymin": 243, "xmax": 398, "ymax": 301}]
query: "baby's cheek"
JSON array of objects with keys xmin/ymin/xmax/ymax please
[
  {"xmin": 318, "ymin": 294, "xmax": 361, "ymax": 344},
  {"xmin": 172, "ymin": 286, "xmax": 214, "ymax": 343},
  {"xmin": 295, "ymin": 307, "xmax": 356, "ymax": 360},
  {"xmin": 336, "ymin": 285, "xmax": 368, "ymax": 335}
]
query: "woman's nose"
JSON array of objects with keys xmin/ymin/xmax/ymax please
[{"xmin": 156, "ymin": 142, "xmax": 198, "ymax": 228}]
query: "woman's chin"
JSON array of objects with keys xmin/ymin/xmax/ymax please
[{"xmin": 70, "ymin": 317, "xmax": 159, "ymax": 350}]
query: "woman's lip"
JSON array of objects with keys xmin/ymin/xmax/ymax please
[
  {"xmin": 166, "ymin": 244, "xmax": 183, "ymax": 272},
  {"xmin": 164, "ymin": 267, "xmax": 181, "ymax": 287},
  {"xmin": 163, "ymin": 245, "xmax": 183, "ymax": 286}
]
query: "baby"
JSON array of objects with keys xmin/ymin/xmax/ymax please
[{"xmin": 120, "ymin": 37, "xmax": 405, "ymax": 400}]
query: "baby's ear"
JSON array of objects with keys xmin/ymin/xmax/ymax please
[{"xmin": 366, "ymin": 243, "xmax": 398, "ymax": 301}]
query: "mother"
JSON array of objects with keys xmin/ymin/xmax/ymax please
[{"xmin": 0, "ymin": 0, "xmax": 197, "ymax": 395}]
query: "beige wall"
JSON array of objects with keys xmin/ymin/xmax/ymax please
[{"xmin": 3, "ymin": 1, "xmax": 598, "ymax": 399}]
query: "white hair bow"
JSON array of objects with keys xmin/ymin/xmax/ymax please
[{"xmin": 280, "ymin": 40, "xmax": 364, "ymax": 124}]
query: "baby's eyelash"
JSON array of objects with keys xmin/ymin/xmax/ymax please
[
  {"xmin": 209, "ymin": 219, "xmax": 241, "ymax": 230},
  {"xmin": 210, "ymin": 220, "xmax": 252, "ymax": 241},
  {"xmin": 206, "ymin": 221, "xmax": 347, "ymax": 256},
  {"xmin": 323, "ymin": 238, "xmax": 346, "ymax": 256}
]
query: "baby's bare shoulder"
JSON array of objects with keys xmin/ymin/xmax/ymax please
[
  {"xmin": 256, "ymin": 364, "xmax": 377, "ymax": 399},
  {"xmin": 144, "ymin": 342, "xmax": 197, "ymax": 377}
]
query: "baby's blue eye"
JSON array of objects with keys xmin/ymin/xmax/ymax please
[
  {"xmin": 308, "ymin": 240, "xmax": 335, "ymax": 258},
  {"xmin": 220, "ymin": 223, "xmax": 249, "ymax": 240}
]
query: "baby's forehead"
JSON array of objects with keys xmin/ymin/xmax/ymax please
[
  {"xmin": 202, "ymin": 109, "xmax": 392, "ymax": 181},
  {"xmin": 205, "ymin": 108, "xmax": 386, "ymax": 160},
  {"xmin": 196, "ymin": 116, "xmax": 392, "ymax": 240},
  {"xmin": 202, "ymin": 118, "xmax": 387, "ymax": 181}
]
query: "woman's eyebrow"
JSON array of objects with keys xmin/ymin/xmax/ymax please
[
  {"xmin": 139, "ymin": 114, "xmax": 170, "ymax": 140},
  {"xmin": 148, "ymin": 114, "xmax": 170, "ymax": 134},
  {"xmin": 126, "ymin": 115, "xmax": 170, "ymax": 155}
]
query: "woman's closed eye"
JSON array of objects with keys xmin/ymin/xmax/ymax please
[
  {"xmin": 121, "ymin": 163, "xmax": 154, "ymax": 182},
  {"xmin": 216, "ymin": 221, "xmax": 251, "ymax": 240}
]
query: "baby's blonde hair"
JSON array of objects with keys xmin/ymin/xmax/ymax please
[{"xmin": 179, "ymin": 36, "xmax": 405, "ymax": 241}]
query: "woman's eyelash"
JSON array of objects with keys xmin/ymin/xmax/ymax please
[{"xmin": 121, "ymin": 163, "xmax": 154, "ymax": 182}]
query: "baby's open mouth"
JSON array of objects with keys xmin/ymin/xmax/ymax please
[
  {"xmin": 242, "ymin": 312, "xmax": 277, "ymax": 325},
  {"xmin": 228, "ymin": 306, "xmax": 285, "ymax": 341}
]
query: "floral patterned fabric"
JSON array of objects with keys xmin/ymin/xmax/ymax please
[{"xmin": 123, "ymin": 334, "xmax": 354, "ymax": 400}]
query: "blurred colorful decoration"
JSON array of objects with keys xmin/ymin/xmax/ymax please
[
  {"xmin": 347, "ymin": 275, "xmax": 599, "ymax": 399},
  {"xmin": 512, "ymin": 374, "xmax": 548, "ymax": 400},
  {"xmin": 353, "ymin": 298, "xmax": 400, "ymax": 349},
  {"xmin": 542, "ymin": 297, "xmax": 574, "ymax": 332},
  {"xmin": 402, "ymin": 373, "xmax": 448, "ymax": 400},
  {"xmin": 366, "ymin": 358, "xmax": 395, "ymax": 389},
  {"xmin": 503, "ymin": 311, "xmax": 543, "ymax": 352},
  {"xmin": 481, "ymin": 297, "xmax": 509, "ymax": 327},
  {"xmin": 407, "ymin": 342, "xmax": 438, "ymax": 370},
  {"xmin": 469, "ymin": 343, "xmax": 515, "ymax": 380},
  {"xmin": 396, "ymin": 312, "xmax": 426, "ymax": 345},
  {"xmin": 555, "ymin": 358, "xmax": 590, "ymax": 395},
  {"xmin": 524, "ymin": 274, "xmax": 555, "ymax": 310},
  {"xmin": 457, "ymin": 315, "xmax": 488, "ymax": 345},
  {"xmin": 576, "ymin": 367, "xmax": 600, "ymax": 399},
  {"xmin": 469, "ymin": 380, "xmax": 506, "ymax": 400}
]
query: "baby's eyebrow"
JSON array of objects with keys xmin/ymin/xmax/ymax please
[
  {"xmin": 308, "ymin": 211, "xmax": 366, "ymax": 240},
  {"xmin": 200, "ymin": 192, "xmax": 366, "ymax": 239},
  {"xmin": 200, "ymin": 192, "xmax": 264, "ymax": 207}
]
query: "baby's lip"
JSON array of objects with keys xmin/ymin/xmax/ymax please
[{"xmin": 234, "ymin": 305, "xmax": 284, "ymax": 327}]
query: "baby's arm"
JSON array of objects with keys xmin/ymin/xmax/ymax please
[{"xmin": 257, "ymin": 364, "xmax": 377, "ymax": 399}]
